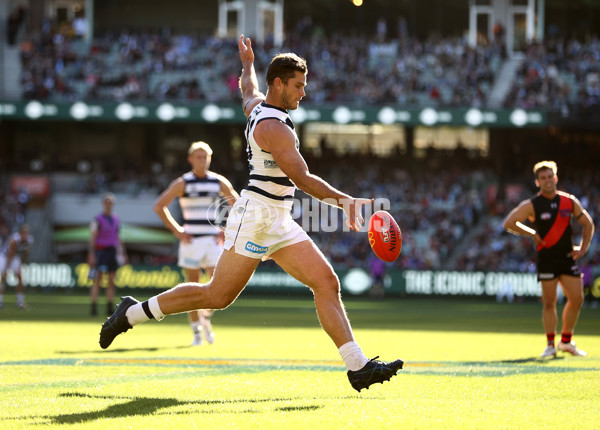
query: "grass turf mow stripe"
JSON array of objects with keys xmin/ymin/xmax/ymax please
[{"xmin": 2, "ymin": 357, "xmax": 597, "ymax": 376}]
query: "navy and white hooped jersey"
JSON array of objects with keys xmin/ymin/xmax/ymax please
[
  {"xmin": 242, "ymin": 102, "xmax": 297, "ymax": 209},
  {"xmin": 179, "ymin": 172, "xmax": 222, "ymax": 237}
]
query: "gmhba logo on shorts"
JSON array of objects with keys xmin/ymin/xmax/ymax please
[{"xmin": 245, "ymin": 241, "xmax": 268, "ymax": 254}]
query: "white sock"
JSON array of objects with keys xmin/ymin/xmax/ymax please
[
  {"xmin": 125, "ymin": 304, "xmax": 149, "ymax": 326},
  {"xmin": 125, "ymin": 296, "xmax": 165, "ymax": 326},
  {"xmin": 339, "ymin": 341, "xmax": 369, "ymax": 371},
  {"xmin": 0, "ymin": 294, "xmax": 3, "ymax": 305},
  {"xmin": 16, "ymin": 293, "xmax": 25, "ymax": 305},
  {"xmin": 148, "ymin": 296, "xmax": 165, "ymax": 320},
  {"xmin": 191, "ymin": 321, "xmax": 201, "ymax": 334}
]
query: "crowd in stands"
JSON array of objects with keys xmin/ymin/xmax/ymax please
[
  {"xmin": 20, "ymin": 25, "xmax": 500, "ymax": 107},
  {"xmin": 4, "ymin": 144, "xmax": 600, "ymax": 282},
  {"xmin": 453, "ymin": 165, "xmax": 600, "ymax": 273},
  {"xmin": 324, "ymin": 158, "xmax": 600, "ymax": 274},
  {"xmin": 503, "ymin": 37, "xmax": 600, "ymax": 110},
  {"xmin": 301, "ymin": 150, "xmax": 492, "ymax": 271},
  {"xmin": 68, "ymin": 148, "xmax": 600, "ymax": 275},
  {"xmin": 10, "ymin": 20, "xmax": 600, "ymax": 276},
  {"xmin": 18, "ymin": 21, "xmax": 600, "ymax": 110}
]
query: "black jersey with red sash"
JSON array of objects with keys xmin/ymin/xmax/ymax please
[{"xmin": 531, "ymin": 191, "xmax": 574, "ymax": 258}]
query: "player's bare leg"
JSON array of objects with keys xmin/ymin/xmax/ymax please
[
  {"xmin": 200, "ymin": 267, "xmax": 216, "ymax": 344},
  {"xmin": 106, "ymin": 272, "xmax": 116, "ymax": 315},
  {"xmin": 99, "ymin": 250, "xmax": 259, "ymax": 349},
  {"xmin": 15, "ymin": 273, "xmax": 27, "ymax": 309},
  {"xmin": 556, "ymin": 275, "xmax": 586, "ymax": 356},
  {"xmin": 185, "ymin": 268, "xmax": 202, "ymax": 345},
  {"xmin": 271, "ymin": 240, "xmax": 403, "ymax": 391},
  {"xmin": 540, "ymin": 279, "xmax": 559, "ymax": 357},
  {"xmin": 270, "ymin": 240, "xmax": 354, "ymax": 347},
  {"xmin": 558, "ymin": 275, "xmax": 584, "ymax": 332},
  {"xmin": 157, "ymin": 251, "xmax": 258, "ymax": 313},
  {"xmin": 541, "ymin": 279, "xmax": 559, "ymax": 335},
  {"xmin": 90, "ymin": 272, "xmax": 101, "ymax": 316}
]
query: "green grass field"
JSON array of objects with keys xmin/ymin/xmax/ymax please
[{"xmin": 1, "ymin": 292, "xmax": 599, "ymax": 429}]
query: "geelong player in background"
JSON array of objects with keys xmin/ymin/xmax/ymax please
[
  {"xmin": 88, "ymin": 193, "xmax": 127, "ymax": 317},
  {"xmin": 504, "ymin": 161, "xmax": 594, "ymax": 357},
  {"xmin": 154, "ymin": 141, "xmax": 239, "ymax": 346},
  {"xmin": 0, "ymin": 224, "xmax": 33, "ymax": 309},
  {"xmin": 99, "ymin": 35, "xmax": 403, "ymax": 392}
]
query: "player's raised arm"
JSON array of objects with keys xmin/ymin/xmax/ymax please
[{"xmin": 238, "ymin": 35, "xmax": 264, "ymax": 117}]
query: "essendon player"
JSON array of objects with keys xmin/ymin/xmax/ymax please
[{"xmin": 504, "ymin": 161, "xmax": 595, "ymax": 357}]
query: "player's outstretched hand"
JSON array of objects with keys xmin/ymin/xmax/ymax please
[
  {"xmin": 238, "ymin": 35, "xmax": 254, "ymax": 64},
  {"xmin": 343, "ymin": 198, "xmax": 374, "ymax": 232}
]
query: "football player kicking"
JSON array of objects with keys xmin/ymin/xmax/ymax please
[{"xmin": 99, "ymin": 35, "xmax": 403, "ymax": 392}]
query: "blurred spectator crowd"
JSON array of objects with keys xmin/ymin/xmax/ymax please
[
  {"xmin": 19, "ymin": 24, "xmax": 598, "ymax": 110},
  {"xmin": 19, "ymin": 27, "xmax": 500, "ymax": 107},
  {"xmin": 503, "ymin": 37, "xmax": 600, "ymax": 110},
  {"xmin": 16, "ymin": 20, "xmax": 600, "ymax": 109},
  {"xmin": 5, "ymin": 148, "xmax": 600, "ymax": 277},
  {"xmin": 302, "ymin": 149, "xmax": 600, "ymax": 274},
  {"xmin": 10, "ymin": 21, "xmax": 600, "ymax": 274}
]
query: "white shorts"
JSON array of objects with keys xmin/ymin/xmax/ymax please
[
  {"xmin": 0, "ymin": 255, "xmax": 21, "ymax": 274},
  {"xmin": 178, "ymin": 236, "xmax": 222, "ymax": 269},
  {"xmin": 224, "ymin": 195, "xmax": 310, "ymax": 259}
]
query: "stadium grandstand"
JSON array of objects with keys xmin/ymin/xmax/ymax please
[{"xmin": 0, "ymin": 0, "xmax": 599, "ymax": 298}]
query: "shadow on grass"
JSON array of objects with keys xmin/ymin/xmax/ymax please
[
  {"xmin": 56, "ymin": 345, "xmax": 192, "ymax": 355},
  {"xmin": 275, "ymin": 405, "xmax": 323, "ymax": 412},
  {"xmin": 38, "ymin": 392, "xmax": 297, "ymax": 424},
  {"xmin": 464, "ymin": 356, "xmax": 565, "ymax": 365},
  {"xmin": 498, "ymin": 356, "xmax": 565, "ymax": 364},
  {"xmin": 24, "ymin": 393, "xmax": 376, "ymax": 424}
]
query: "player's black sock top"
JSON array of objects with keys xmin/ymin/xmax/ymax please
[{"xmin": 141, "ymin": 300, "xmax": 155, "ymax": 319}]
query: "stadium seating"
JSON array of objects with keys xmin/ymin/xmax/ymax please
[
  {"xmin": 10, "ymin": 25, "xmax": 600, "ymax": 271},
  {"xmin": 503, "ymin": 38, "xmax": 600, "ymax": 109},
  {"xmin": 2, "ymin": 152, "xmax": 599, "ymax": 273},
  {"xmin": 18, "ymin": 29, "xmax": 502, "ymax": 106},
  {"xmin": 18, "ymin": 25, "xmax": 599, "ymax": 109}
]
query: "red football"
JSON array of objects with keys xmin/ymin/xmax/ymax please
[{"xmin": 368, "ymin": 210, "xmax": 402, "ymax": 262}]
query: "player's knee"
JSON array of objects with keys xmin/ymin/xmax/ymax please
[
  {"xmin": 203, "ymin": 286, "xmax": 237, "ymax": 309},
  {"xmin": 312, "ymin": 271, "xmax": 340, "ymax": 295},
  {"xmin": 570, "ymin": 291, "xmax": 585, "ymax": 307},
  {"xmin": 541, "ymin": 297, "xmax": 556, "ymax": 310},
  {"xmin": 207, "ymin": 294, "xmax": 235, "ymax": 310}
]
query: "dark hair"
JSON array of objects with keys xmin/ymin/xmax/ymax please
[{"xmin": 266, "ymin": 53, "xmax": 307, "ymax": 86}]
